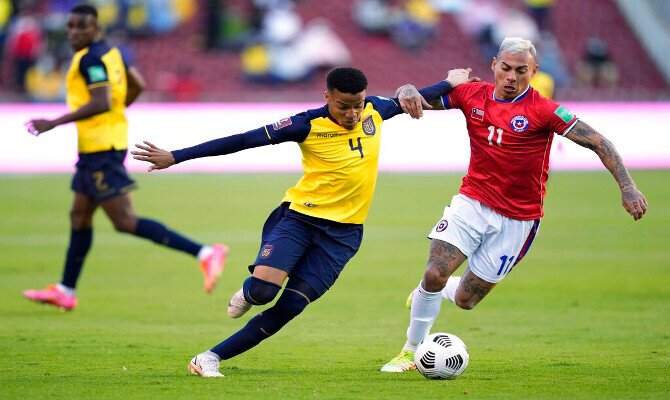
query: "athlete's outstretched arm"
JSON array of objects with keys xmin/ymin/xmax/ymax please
[
  {"xmin": 396, "ymin": 68, "xmax": 479, "ymax": 119},
  {"xmin": 133, "ymin": 119, "xmax": 309, "ymax": 172},
  {"xmin": 565, "ymin": 120, "xmax": 648, "ymax": 221},
  {"xmin": 132, "ymin": 141, "xmax": 177, "ymax": 171},
  {"xmin": 25, "ymin": 85, "xmax": 111, "ymax": 136}
]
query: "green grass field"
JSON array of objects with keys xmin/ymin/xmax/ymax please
[{"xmin": 1, "ymin": 171, "xmax": 668, "ymax": 399}]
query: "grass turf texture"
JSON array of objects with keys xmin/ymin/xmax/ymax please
[{"xmin": 1, "ymin": 171, "xmax": 668, "ymax": 399}]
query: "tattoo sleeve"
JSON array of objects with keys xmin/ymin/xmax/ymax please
[{"xmin": 565, "ymin": 120, "xmax": 636, "ymax": 190}]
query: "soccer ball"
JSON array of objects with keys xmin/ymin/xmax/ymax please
[{"xmin": 414, "ymin": 332, "xmax": 469, "ymax": 380}]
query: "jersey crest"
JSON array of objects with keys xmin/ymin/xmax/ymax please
[
  {"xmin": 510, "ymin": 115, "xmax": 530, "ymax": 133},
  {"xmin": 362, "ymin": 115, "xmax": 376, "ymax": 136},
  {"xmin": 435, "ymin": 219, "xmax": 448, "ymax": 232}
]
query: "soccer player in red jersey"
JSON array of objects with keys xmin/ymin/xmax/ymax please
[{"xmin": 381, "ymin": 36, "xmax": 648, "ymax": 372}]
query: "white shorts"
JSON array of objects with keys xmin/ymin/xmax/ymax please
[{"xmin": 428, "ymin": 194, "xmax": 540, "ymax": 283}]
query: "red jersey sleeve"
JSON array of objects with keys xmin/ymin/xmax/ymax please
[
  {"xmin": 443, "ymin": 82, "xmax": 482, "ymax": 110},
  {"xmin": 535, "ymin": 96, "xmax": 578, "ymax": 136}
]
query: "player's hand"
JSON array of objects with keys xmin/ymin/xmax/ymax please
[
  {"xmin": 445, "ymin": 68, "xmax": 480, "ymax": 87},
  {"xmin": 131, "ymin": 140, "xmax": 176, "ymax": 172},
  {"xmin": 396, "ymin": 84, "xmax": 432, "ymax": 119},
  {"xmin": 25, "ymin": 119, "xmax": 56, "ymax": 136},
  {"xmin": 621, "ymin": 186, "xmax": 648, "ymax": 221}
]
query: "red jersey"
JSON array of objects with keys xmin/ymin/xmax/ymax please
[{"xmin": 443, "ymin": 82, "xmax": 578, "ymax": 220}]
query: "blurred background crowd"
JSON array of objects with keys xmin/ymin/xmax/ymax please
[{"xmin": 0, "ymin": 0, "xmax": 668, "ymax": 103}]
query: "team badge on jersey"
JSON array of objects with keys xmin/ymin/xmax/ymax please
[
  {"xmin": 471, "ymin": 108, "xmax": 485, "ymax": 121},
  {"xmin": 260, "ymin": 244, "xmax": 274, "ymax": 259},
  {"xmin": 435, "ymin": 219, "xmax": 448, "ymax": 232},
  {"xmin": 272, "ymin": 117, "xmax": 293, "ymax": 130},
  {"xmin": 510, "ymin": 115, "xmax": 529, "ymax": 132},
  {"xmin": 362, "ymin": 115, "xmax": 376, "ymax": 136}
]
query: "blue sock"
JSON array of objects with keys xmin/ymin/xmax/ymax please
[
  {"xmin": 61, "ymin": 228, "xmax": 93, "ymax": 289},
  {"xmin": 134, "ymin": 218, "xmax": 201, "ymax": 256},
  {"xmin": 211, "ymin": 288, "xmax": 310, "ymax": 360}
]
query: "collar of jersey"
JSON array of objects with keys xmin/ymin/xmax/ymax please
[{"xmin": 492, "ymin": 85, "xmax": 530, "ymax": 103}]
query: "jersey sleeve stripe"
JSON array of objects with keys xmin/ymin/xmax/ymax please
[
  {"xmin": 87, "ymin": 82, "xmax": 110, "ymax": 89},
  {"xmin": 559, "ymin": 119, "xmax": 579, "ymax": 136}
]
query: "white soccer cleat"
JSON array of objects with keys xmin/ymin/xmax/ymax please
[
  {"xmin": 227, "ymin": 288, "xmax": 252, "ymax": 318},
  {"xmin": 189, "ymin": 352, "xmax": 224, "ymax": 377}
]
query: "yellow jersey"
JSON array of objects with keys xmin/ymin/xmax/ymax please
[
  {"xmin": 65, "ymin": 40, "xmax": 129, "ymax": 153},
  {"xmin": 172, "ymin": 96, "xmax": 404, "ymax": 224}
]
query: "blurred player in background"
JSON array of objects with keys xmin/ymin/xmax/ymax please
[
  {"xmin": 23, "ymin": 5, "xmax": 228, "ymax": 311},
  {"xmin": 381, "ymin": 36, "xmax": 648, "ymax": 372},
  {"xmin": 132, "ymin": 66, "xmax": 476, "ymax": 377}
]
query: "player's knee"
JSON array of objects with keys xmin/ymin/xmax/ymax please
[
  {"xmin": 453, "ymin": 296, "xmax": 478, "ymax": 310},
  {"xmin": 112, "ymin": 215, "xmax": 137, "ymax": 233},
  {"xmin": 243, "ymin": 276, "xmax": 281, "ymax": 305},
  {"xmin": 422, "ymin": 267, "xmax": 448, "ymax": 292}
]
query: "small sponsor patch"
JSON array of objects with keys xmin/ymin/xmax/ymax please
[
  {"xmin": 435, "ymin": 219, "xmax": 448, "ymax": 232},
  {"xmin": 272, "ymin": 117, "xmax": 292, "ymax": 130},
  {"xmin": 302, "ymin": 202, "xmax": 318, "ymax": 207},
  {"xmin": 87, "ymin": 66, "xmax": 108, "ymax": 83},
  {"xmin": 362, "ymin": 115, "xmax": 376, "ymax": 136},
  {"xmin": 260, "ymin": 244, "xmax": 273, "ymax": 259},
  {"xmin": 510, "ymin": 115, "xmax": 529, "ymax": 133},
  {"xmin": 471, "ymin": 108, "xmax": 484, "ymax": 121},
  {"xmin": 554, "ymin": 105, "xmax": 574, "ymax": 123}
]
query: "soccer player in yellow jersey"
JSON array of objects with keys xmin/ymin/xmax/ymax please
[
  {"xmin": 22, "ymin": 5, "xmax": 228, "ymax": 311},
  {"xmin": 132, "ymin": 66, "xmax": 476, "ymax": 377}
]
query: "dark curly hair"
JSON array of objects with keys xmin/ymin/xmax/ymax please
[
  {"xmin": 70, "ymin": 4, "xmax": 98, "ymax": 18},
  {"xmin": 326, "ymin": 67, "xmax": 368, "ymax": 95}
]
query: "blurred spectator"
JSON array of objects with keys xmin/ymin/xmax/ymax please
[
  {"xmin": 5, "ymin": 1, "xmax": 44, "ymax": 93},
  {"xmin": 534, "ymin": 31, "xmax": 570, "ymax": 87},
  {"xmin": 455, "ymin": 0, "xmax": 503, "ymax": 60},
  {"xmin": 530, "ymin": 69, "xmax": 554, "ymax": 99},
  {"xmin": 0, "ymin": 0, "xmax": 14, "ymax": 79},
  {"xmin": 491, "ymin": 8, "xmax": 538, "ymax": 45},
  {"xmin": 240, "ymin": 1, "xmax": 350, "ymax": 84},
  {"xmin": 391, "ymin": 0, "xmax": 440, "ymax": 51},
  {"xmin": 524, "ymin": 0, "xmax": 555, "ymax": 33},
  {"xmin": 353, "ymin": 0, "xmax": 393, "ymax": 35},
  {"xmin": 575, "ymin": 37, "xmax": 619, "ymax": 88},
  {"xmin": 241, "ymin": 42, "xmax": 272, "ymax": 82},
  {"xmin": 24, "ymin": 53, "xmax": 65, "ymax": 102},
  {"xmin": 159, "ymin": 64, "xmax": 202, "ymax": 102}
]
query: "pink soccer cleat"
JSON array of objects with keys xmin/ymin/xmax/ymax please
[
  {"xmin": 200, "ymin": 244, "xmax": 229, "ymax": 293},
  {"xmin": 23, "ymin": 284, "xmax": 78, "ymax": 310}
]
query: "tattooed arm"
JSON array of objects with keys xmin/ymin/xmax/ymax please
[
  {"xmin": 565, "ymin": 120, "xmax": 648, "ymax": 220},
  {"xmin": 395, "ymin": 68, "xmax": 478, "ymax": 119}
]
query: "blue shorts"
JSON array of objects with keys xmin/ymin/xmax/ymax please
[
  {"xmin": 251, "ymin": 203, "xmax": 364, "ymax": 298},
  {"xmin": 71, "ymin": 150, "xmax": 137, "ymax": 202}
]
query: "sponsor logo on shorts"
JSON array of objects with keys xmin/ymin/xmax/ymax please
[
  {"xmin": 510, "ymin": 115, "xmax": 529, "ymax": 132},
  {"xmin": 260, "ymin": 244, "xmax": 273, "ymax": 259},
  {"xmin": 436, "ymin": 219, "xmax": 448, "ymax": 232},
  {"xmin": 362, "ymin": 115, "xmax": 376, "ymax": 136}
]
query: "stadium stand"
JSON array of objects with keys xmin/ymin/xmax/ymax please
[{"xmin": 0, "ymin": 0, "xmax": 668, "ymax": 102}]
